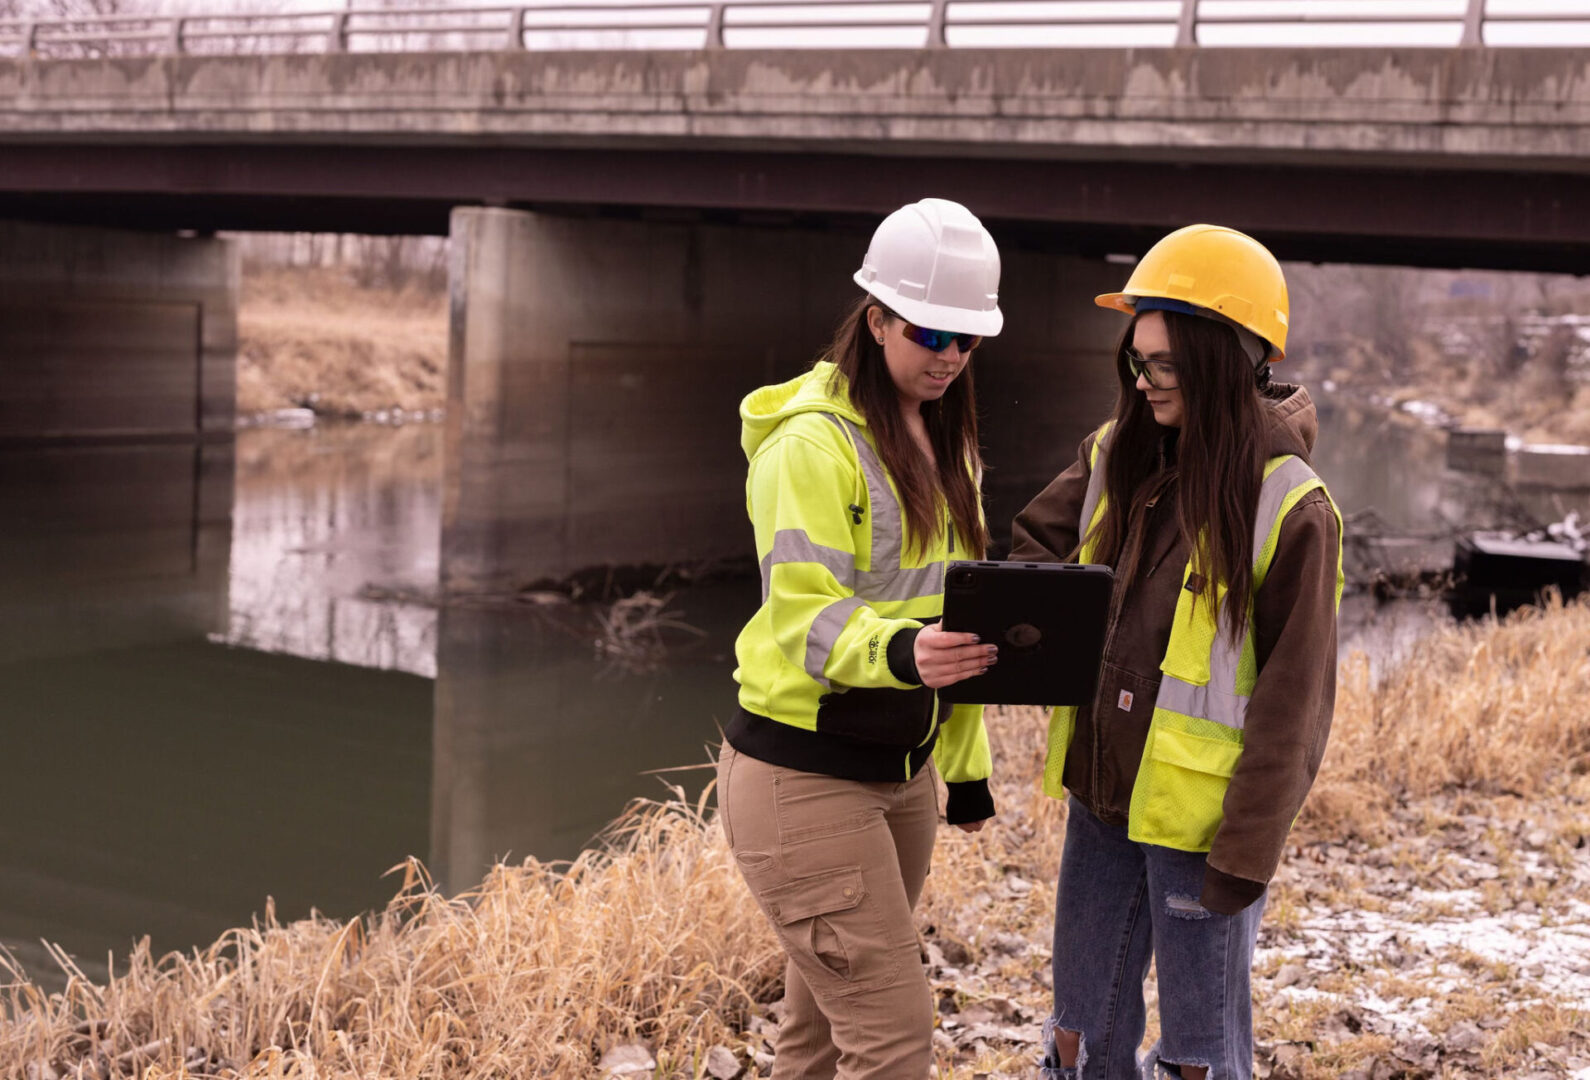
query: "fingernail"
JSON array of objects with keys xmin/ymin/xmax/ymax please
[
  {"xmin": 969, "ymin": 635, "xmax": 981, "ymax": 644},
  {"xmin": 979, "ymin": 667, "xmax": 989, "ymax": 675}
]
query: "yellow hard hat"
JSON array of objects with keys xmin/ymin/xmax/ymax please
[{"xmin": 1095, "ymin": 224, "xmax": 1290, "ymax": 360}]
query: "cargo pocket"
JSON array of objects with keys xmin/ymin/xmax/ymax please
[
  {"xmin": 758, "ymin": 865, "xmax": 900, "ymax": 997},
  {"xmin": 1128, "ymin": 721, "xmax": 1242, "ymax": 853}
]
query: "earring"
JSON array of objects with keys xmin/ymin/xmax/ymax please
[{"xmin": 876, "ymin": 337, "xmax": 884, "ymax": 344}]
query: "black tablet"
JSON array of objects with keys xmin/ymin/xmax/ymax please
[{"xmin": 937, "ymin": 560, "xmax": 1113, "ymax": 706}]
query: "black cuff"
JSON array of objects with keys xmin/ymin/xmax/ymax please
[
  {"xmin": 887, "ymin": 626, "xmax": 923, "ymax": 685},
  {"xmin": 1199, "ymin": 865, "xmax": 1266, "ymax": 915},
  {"xmin": 944, "ymin": 779, "xmax": 995, "ymax": 825}
]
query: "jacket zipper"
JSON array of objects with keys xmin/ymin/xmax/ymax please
[
  {"xmin": 906, "ymin": 511, "xmax": 954, "ymax": 780},
  {"xmin": 1092, "ymin": 485, "xmax": 1158, "ymax": 798},
  {"xmin": 1092, "ymin": 441, "xmax": 1174, "ymax": 802},
  {"xmin": 1142, "ymin": 493, "xmax": 1176, "ymax": 580}
]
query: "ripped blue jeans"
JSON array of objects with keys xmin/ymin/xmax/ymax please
[{"xmin": 1041, "ymin": 797, "xmax": 1265, "ymax": 1080}]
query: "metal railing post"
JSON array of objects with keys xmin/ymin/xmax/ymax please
[
  {"xmin": 705, "ymin": 3, "xmax": 725, "ymax": 48},
  {"xmin": 168, "ymin": 16, "xmax": 186, "ymax": 55},
  {"xmin": 1175, "ymin": 0, "xmax": 1197, "ymax": 45},
  {"xmin": 327, "ymin": 10, "xmax": 349, "ymax": 53},
  {"xmin": 1460, "ymin": 0, "xmax": 1484, "ymax": 45},
  {"xmin": 927, "ymin": 0, "xmax": 948, "ymax": 47},
  {"xmin": 507, "ymin": 7, "xmax": 527, "ymax": 49}
]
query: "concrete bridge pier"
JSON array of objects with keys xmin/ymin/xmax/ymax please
[
  {"xmin": 0, "ymin": 220, "xmax": 237, "ymax": 657},
  {"xmin": 0, "ymin": 220, "xmax": 238, "ymax": 443},
  {"xmin": 441, "ymin": 205, "xmax": 1124, "ymax": 595}
]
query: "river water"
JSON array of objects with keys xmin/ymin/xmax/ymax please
[{"xmin": 1, "ymin": 399, "xmax": 1586, "ymax": 988}]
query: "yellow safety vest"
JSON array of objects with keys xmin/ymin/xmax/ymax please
[{"xmin": 1043, "ymin": 422, "xmax": 1344, "ymax": 852}]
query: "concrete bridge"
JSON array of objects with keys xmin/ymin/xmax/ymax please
[
  {"xmin": 4, "ymin": 39, "xmax": 1589, "ymax": 267},
  {"xmin": 3, "ymin": 7, "xmax": 1589, "ymax": 596}
]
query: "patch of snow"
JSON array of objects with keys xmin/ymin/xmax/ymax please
[
  {"xmin": 1518, "ymin": 442, "xmax": 1590, "ymax": 456},
  {"xmin": 1402, "ymin": 886, "xmax": 1483, "ymax": 913},
  {"xmin": 1399, "ymin": 399, "xmax": 1452, "ymax": 426},
  {"xmin": 1284, "ymin": 899, "xmax": 1590, "ymax": 1008},
  {"xmin": 1351, "ymin": 987, "xmax": 1437, "ymax": 1040},
  {"xmin": 239, "ymin": 407, "xmax": 316, "ymax": 429}
]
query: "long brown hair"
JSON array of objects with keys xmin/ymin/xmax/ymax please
[
  {"xmin": 821, "ymin": 294, "xmax": 989, "ymax": 559},
  {"xmin": 1086, "ymin": 311, "xmax": 1267, "ymax": 640}
]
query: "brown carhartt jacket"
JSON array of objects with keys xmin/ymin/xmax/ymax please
[{"xmin": 1010, "ymin": 383, "xmax": 1340, "ymax": 915}]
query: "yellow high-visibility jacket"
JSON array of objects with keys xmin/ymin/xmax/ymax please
[{"xmin": 727, "ymin": 362, "xmax": 994, "ymax": 823}]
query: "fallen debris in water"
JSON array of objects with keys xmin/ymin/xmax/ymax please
[
  {"xmin": 1450, "ymin": 513, "xmax": 1588, "ymax": 618},
  {"xmin": 594, "ymin": 590, "xmax": 707, "ymax": 672}
]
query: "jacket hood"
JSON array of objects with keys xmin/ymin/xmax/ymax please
[
  {"xmin": 740, "ymin": 361, "xmax": 864, "ymax": 460},
  {"xmin": 1262, "ymin": 382, "xmax": 1318, "ymax": 462}
]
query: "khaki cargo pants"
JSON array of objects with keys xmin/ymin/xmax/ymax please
[{"xmin": 717, "ymin": 743, "xmax": 938, "ymax": 1080}]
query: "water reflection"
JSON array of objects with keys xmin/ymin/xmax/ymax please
[
  {"xmin": 431, "ymin": 586, "xmax": 754, "ymax": 891},
  {"xmin": 0, "ymin": 421, "xmax": 751, "ymax": 986},
  {"xmin": 0, "ymin": 431, "xmax": 431, "ymax": 987},
  {"xmin": 226, "ymin": 423, "xmax": 441, "ymax": 677},
  {"xmin": 1313, "ymin": 397, "xmax": 1590, "ymax": 537},
  {"xmin": 0, "ymin": 441, "xmax": 230, "ymax": 663},
  {"xmin": 229, "ymin": 421, "xmax": 756, "ymax": 889}
]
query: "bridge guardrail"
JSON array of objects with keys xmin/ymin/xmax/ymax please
[{"xmin": 0, "ymin": 0, "xmax": 1585, "ymax": 56}]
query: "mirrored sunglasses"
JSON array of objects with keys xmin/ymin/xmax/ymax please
[{"xmin": 902, "ymin": 323, "xmax": 983, "ymax": 354}]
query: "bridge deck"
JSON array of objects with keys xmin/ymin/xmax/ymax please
[{"xmin": 2, "ymin": 45, "xmax": 1587, "ymax": 269}]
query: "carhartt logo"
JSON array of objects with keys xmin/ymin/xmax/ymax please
[{"xmin": 1118, "ymin": 690, "xmax": 1134, "ymax": 712}]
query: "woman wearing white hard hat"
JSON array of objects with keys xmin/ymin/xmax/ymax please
[{"xmin": 718, "ymin": 198, "xmax": 1003, "ymax": 1078}]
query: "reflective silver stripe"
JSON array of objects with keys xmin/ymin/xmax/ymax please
[
  {"xmin": 1164, "ymin": 456, "xmax": 1321, "ymax": 730},
  {"xmin": 782, "ymin": 417, "xmax": 934, "ymax": 686},
  {"xmin": 1077, "ymin": 427, "xmax": 1112, "ymax": 556},
  {"xmin": 1208, "ymin": 619, "xmax": 1243, "ymax": 721},
  {"xmin": 824, "ymin": 413, "xmax": 903, "ymax": 572},
  {"xmin": 761, "ymin": 528, "xmax": 855, "ymax": 603},
  {"xmin": 805, "ymin": 595, "xmax": 865, "ymax": 687},
  {"xmin": 1253, "ymin": 456, "xmax": 1319, "ymax": 561},
  {"xmin": 857, "ymin": 562, "xmax": 945, "ymax": 603},
  {"xmin": 1157, "ymin": 672, "xmax": 1248, "ymax": 731}
]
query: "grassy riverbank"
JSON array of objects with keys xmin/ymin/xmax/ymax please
[
  {"xmin": 237, "ymin": 268, "xmax": 447, "ymax": 418},
  {"xmin": 7, "ymin": 599, "xmax": 1588, "ymax": 1079}
]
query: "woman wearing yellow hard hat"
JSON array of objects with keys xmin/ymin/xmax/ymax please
[{"xmin": 1012, "ymin": 224, "xmax": 1343, "ymax": 1080}]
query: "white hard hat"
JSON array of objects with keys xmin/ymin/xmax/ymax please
[{"xmin": 853, "ymin": 198, "xmax": 1003, "ymax": 337}]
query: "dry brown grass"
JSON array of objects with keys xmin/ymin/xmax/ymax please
[
  {"xmin": 237, "ymin": 267, "xmax": 446, "ymax": 417},
  {"xmin": 1, "ymin": 794, "xmax": 781, "ymax": 1079},
  {"xmin": 1302, "ymin": 592, "xmax": 1590, "ymax": 843},
  {"xmin": 5, "ymin": 599, "xmax": 1590, "ymax": 1078}
]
